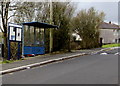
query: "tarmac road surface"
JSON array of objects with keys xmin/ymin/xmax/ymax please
[{"xmin": 2, "ymin": 48, "xmax": 119, "ymax": 84}]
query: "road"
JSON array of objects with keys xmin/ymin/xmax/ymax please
[{"xmin": 2, "ymin": 48, "xmax": 119, "ymax": 84}]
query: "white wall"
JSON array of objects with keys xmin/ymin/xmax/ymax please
[{"xmin": 99, "ymin": 29, "xmax": 119, "ymax": 44}]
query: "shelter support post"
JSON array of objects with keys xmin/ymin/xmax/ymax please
[
  {"xmin": 22, "ymin": 25, "xmax": 24, "ymax": 57},
  {"xmin": 49, "ymin": 29, "xmax": 53, "ymax": 53}
]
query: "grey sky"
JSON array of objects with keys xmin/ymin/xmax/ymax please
[{"xmin": 75, "ymin": 2, "xmax": 118, "ymax": 24}]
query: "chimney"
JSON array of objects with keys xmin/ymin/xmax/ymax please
[{"xmin": 109, "ymin": 21, "xmax": 111, "ymax": 24}]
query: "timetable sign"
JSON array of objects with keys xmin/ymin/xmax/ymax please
[{"xmin": 8, "ymin": 23, "xmax": 22, "ymax": 42}]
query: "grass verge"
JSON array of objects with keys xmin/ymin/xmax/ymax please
[
  {"xmin": 102, "ymin": 43, "xmax": 120, "ymax": 48},
  {"xmin": 0, "ymin": 59, "xmax": 25, "ymax": 64}
]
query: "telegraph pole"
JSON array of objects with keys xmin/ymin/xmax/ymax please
[{"xmin": 49, "ymin": 0, "xmax": 53, "ymax": 53}]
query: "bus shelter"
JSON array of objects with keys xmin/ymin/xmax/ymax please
[{"xmin": 22, "ymin": 22, "xmax": 58, "ymax": 56}]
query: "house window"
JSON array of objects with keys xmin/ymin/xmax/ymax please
[
  {"xmin": 119, "ymin": 38, "xmax": 120, "ymax": 43},
  {"xmin": 115, "ymin": 39, "xmax": 118, "ymax": 43}
]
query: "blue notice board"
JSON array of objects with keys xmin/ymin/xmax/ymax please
[{"xmin": 24, "ymin": 46, "xmax": 45, "ymax": 55}]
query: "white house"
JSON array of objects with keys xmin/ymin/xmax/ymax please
[{"xmin": 99, "ymin": 22, "xmax": 120, "ymax": 44}]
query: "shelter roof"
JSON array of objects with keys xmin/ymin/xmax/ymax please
[{"xmin": 23, "ymin": 22, "xmax": 58, "ymax": 28}]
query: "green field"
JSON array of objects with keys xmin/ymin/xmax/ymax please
[{"xmin": 102, "ymin": 43, "xmax": 120, "ymax": 48}]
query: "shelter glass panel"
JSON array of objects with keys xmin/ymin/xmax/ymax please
[{"xmin": 24, "ymin": 26, "xmax": 44, "ymax": 47}]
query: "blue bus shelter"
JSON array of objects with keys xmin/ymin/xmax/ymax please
[{"xmin": 22, "ymin": 22, "xmax": 58, "ymax": 56}]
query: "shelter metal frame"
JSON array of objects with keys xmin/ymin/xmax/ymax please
[{"xmin": 22, "ymin": 22, "xmax": 58, "ymax": 56}]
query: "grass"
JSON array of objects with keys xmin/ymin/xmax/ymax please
[
  {"xmin": 2, "ymin": 60, "xmax": 15, "ymax": 64},
  {"xmin": 102, "ymin": 43, "xmax": 120, "ymax": 48},
  {"xmin": 0, "ymin": 58, "xmax": 25, "ymax": 64},
  {"xmin": 0, "ymin": 60, "xmax": 15, "ymax": 64}
]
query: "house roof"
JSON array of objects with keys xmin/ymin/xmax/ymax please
[
  {"xmin": 99, "ymin": 22, "xmax": 120, "ymax": 29},
  {"xmin": 22, "ymin": 22, "xmax": 58, "ymax": 28}
]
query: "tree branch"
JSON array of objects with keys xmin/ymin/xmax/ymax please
[
  {"xmin": 1, "ymin": 2, "xmax": 5, "ymax": 33},
  {"xmin": 0, "ymin": 26, "xmax": 4, "ymax": 33},
  {"xmin": 7, "ymin": 12, "xmax": 16, "ymax": 20}
]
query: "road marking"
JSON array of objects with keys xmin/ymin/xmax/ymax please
[
  {"xmin": 9, "ymin": 73, "xmax": 13, "ymax": 75},
  {"xmin": 114, "ymin": 52, "xmax": 120, "ymax": 55},
  {"xmin": 26, "ymin": 67, "xmax": 31, "ymax": 69},
  {"xmin": 100, "ymin": 52, "xmax": 108, "ymax": 55}
]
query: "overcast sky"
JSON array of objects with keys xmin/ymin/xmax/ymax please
[{"xmin": 74, "ymin": 1, "xmax": 119, "ymax": 24}]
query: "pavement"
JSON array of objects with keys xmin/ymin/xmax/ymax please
[
  {"xmin": 2, "ymin": 48, "xmax": 118, "ymax": 84},
  {"xmin": 1, "ymin": 47, "xmax": 116, "ymax": 75}
]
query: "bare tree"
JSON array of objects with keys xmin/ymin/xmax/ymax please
[
  {"xmin": 14, "ymin": 2, "xmax": 47, "ymax": 23},
  {"xmin": 0, "ymin": 0, "xmax": 20, "ymax": 59},
  {"xmin": 0, "ymin": 1, "xmax": 10, "ymax": 59}
]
